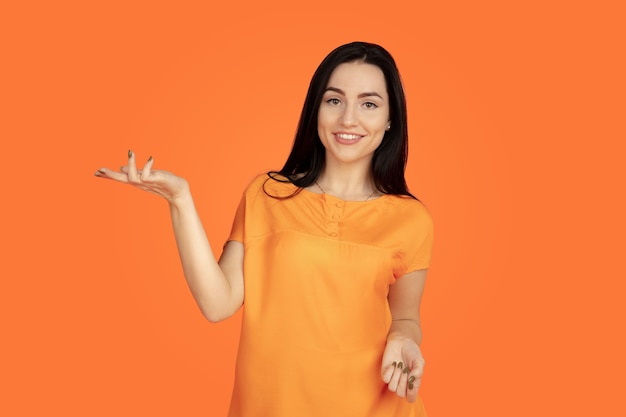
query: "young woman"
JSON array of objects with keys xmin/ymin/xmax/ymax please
[{"xmin": 95, "ymin": 42, "xmax": 433, "ymax": 417}]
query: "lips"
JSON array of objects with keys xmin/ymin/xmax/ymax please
[{"xmin": 334, "ymin": 132, "xmax": 364, "ymax": 145}]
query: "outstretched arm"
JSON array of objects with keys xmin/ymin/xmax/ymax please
[
  {"xmin": 95, "ymin": 151, "xmax": 244, "ymax": 322},
  {"xmin": 381, "ymin": 268, "xmax": 428, "ymax": 403}
]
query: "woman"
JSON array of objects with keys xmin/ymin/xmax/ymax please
[{"xmin": 95, "ymin": 42, "xmax": 433, "ymax": 416}]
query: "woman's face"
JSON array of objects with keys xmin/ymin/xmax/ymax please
[{"xmin": 317, "ymin": 61, "xmax": 390, "ymax": 168}]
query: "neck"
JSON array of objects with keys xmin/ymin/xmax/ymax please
[{"xmin": 316, "ymin": 160, "xmax": 377, "ymax": 201}]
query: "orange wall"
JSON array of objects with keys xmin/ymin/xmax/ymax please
[{"xmin": 1, "ymin": 1, "xmax": 624, "ymax": 416}]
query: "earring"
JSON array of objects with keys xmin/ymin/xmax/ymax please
[{"xmin": 386, "ymin": 124, "xmax": 391, "ymax": 131}]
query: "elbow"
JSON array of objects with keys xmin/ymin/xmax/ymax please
[
  {"xmin": 204, "ymin": 312, "xmax": 228, "ymax": 323},
  {"xmin": 200, "ymin": 306, "xmax": 237, "ymax": 323},
  {"xmin": 196, "ymin": 290, "xmax": 243, "ymax": 323}
]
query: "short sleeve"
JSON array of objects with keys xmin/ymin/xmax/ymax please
[
  {"xmin": 404, "ymin": 206, "xmax": 434, "ymax": 273},
  {"xmin": 227, "ymin": 192, "xmax": 246, "ymax": 243}
]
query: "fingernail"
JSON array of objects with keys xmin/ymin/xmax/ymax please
[
  {"xmin": 148, "ymin": 156, "xmax": 153, "ymax": 162},
  {"xmin": 397, "ymin": 362, "xmax": 403, "ymax": 369},
  {"xmin": 94, "ymin": 169, "xmax": 105, "ymax": 176},
  {"xmin": 128, "ymin": 149, "xmax": 133, "ymax": 158},
  {"xmin": 403, "ymin": 367, "xmax": 409, "ymax": 374},
  {"xmin": 408, "ymin": 376, "xmax": 415, "ymax": 384},
  {"xmin": 409, "ymin": 383, "xmax": 414, "ymax": 390}
]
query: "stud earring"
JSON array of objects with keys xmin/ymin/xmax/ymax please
[{"xmin": 386, "ymin": 124, "xmax": 391, "ymax": 131}]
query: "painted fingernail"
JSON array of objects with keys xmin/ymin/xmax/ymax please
[
  {"xmin": 397, "ymin": 362, "xmax": 403, "ymax": 369},
  {"xmin": 409, "ymin": 383, "xmax": 414, "ymax": 390},
  {"xmin": 408, "ymin": 376, "xmax": 415, "ymax": 383},
  {"xmin": 148, "ymin": 156, "xmax": 153, "ymax": 162},
  {"xmin": 128, "ymin": 149, "xmax": 133, "ymax": 158},
  {"xmin": 392, "ymin": 361, "xmax": 397, "ymax": 368},
  {"xmin": 94, "ymin": 169, "xmax": 104, "ymax": 176},
  {"xmin": 403, "ymin": 367, "xmax": 409, "ymax": 374}
]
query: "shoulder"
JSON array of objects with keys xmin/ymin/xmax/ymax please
[
  {"xmin": 240, "ymin": 172, "xmax": 299, "ymax": 200},
  {"xmin": 384, "ymin": 195, "xmax": 433, "ymax": 226},
  {"xmin": 377, "ymin": 195, "xmax": 434, "ymax": 243}
]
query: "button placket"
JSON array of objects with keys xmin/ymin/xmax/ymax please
[{"xmin": 326, "ymin": 198, "xmax": 344, "ymax": 238}]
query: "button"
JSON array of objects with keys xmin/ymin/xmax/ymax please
[
  {"xmin": 335, "ymin": 202, "xmax": 343, "ymax": 208},
  {"xmin": 332, "ymin": 214, "xmax": 340, "ymax": 220},
  {"xmin": 329, "ymin": 232, "xmax": 338, "ymax": 237}
]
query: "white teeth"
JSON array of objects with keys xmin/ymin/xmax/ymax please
[{"xmin": 336, "ymin": 133, "xmax": 361, "ymax": 140}]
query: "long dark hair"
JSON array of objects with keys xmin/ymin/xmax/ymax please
[{"xmin": 269, "ymin": 41, "xmax": 415, "ymax": 199}]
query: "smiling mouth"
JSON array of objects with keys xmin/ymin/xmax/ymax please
[{"xmin": 335, "ymin": 133, "xmax": 363, "ymax": 141}]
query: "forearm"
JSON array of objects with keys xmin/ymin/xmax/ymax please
[
  {"xmin": 168, "ymin": 188, "xmax": 240, "ymax": 321},
  {"xmin": 387, "ymin": 269, "xmax": 428, "ymax": 346},
  {"xmin": 387, "ymin": 319, "xmax": 423, "ymax": 346}
]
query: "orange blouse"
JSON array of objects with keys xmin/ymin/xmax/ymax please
[{"xmin": 226, "ymin": 174, "xmax": 433, "ymax": 417}]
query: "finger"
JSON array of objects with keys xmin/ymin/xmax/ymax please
[
  {"xmin": 127, "ymin": 149, "xmax": 139, "ymax": 183},
  {"xmin": 123, "ymin": 164, "xmax": 167, "ymax": 177},
  {"xmin": 406, "ymin": 358, "xmax": 424, "ymax": 402},
  {"xmin": 94, "ymin": 167, "xmax": 129, "ymax": 183},
  {"xmin": 395, "ymin": 364, "xmax": 410, "ymax": 398},
  {"xmin": 382, "ymin": 362, "xmax": 396, "ymax": 384},
  {"xmin": 141, "ymin": 156, "xmax": 154, "ymax": 181},
  {"xmin": 410, "ymin": 356, "xmax": 425, "ymax": 380},
  {"xmin": 387, "ymin": 361, "xmax": 403, "ymax": 393},
  {"xmin": 406, "ymin": 373, "xmax": 421, "ymax": 403},
  {"xmin": 121, "ymin": 165, "xmax": 144, "ymax": 177}
]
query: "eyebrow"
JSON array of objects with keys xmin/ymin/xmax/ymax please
[{"xmin": 324, "ymin": 87, "xmax": 384, "ymax": 100}]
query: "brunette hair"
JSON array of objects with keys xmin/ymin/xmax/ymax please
[{"xmin": 269, "ymin": 41, "xmax": 415, "ymax": 199}]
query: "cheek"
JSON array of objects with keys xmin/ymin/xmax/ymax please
[
  {"xmin": 369, "ymin": 117, "xmax": 390, "ymax": 134},
  {"xmin": 316, "ymin": 113, "xmax": 328, "ymax": 142},
  {"xmin": 317, "ymin": 107, "xmax": 333, "ymax": 125}
]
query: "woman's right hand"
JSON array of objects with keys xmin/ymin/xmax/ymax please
[
  {"xmin": 96, "ymin": 150, "xmax": 244, "ymax": 321},
  {"xmin": 95, "ymin": 150, "xmax": 190, "ymax": 204}
]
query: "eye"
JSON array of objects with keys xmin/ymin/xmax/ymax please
[
  {"xmin": 326, "ymin": 98, "xmax": 341, "ymax": 106},
  {"xmin": 363, "ymin": 102, "xmax": 378, "ymax": 109}
]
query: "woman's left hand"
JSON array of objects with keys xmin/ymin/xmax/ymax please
[{"xmin": 381, "ymin": 336, "xmax": 424, "ymax": 403}]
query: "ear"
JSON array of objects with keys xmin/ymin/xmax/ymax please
[{"xmin": 386, "ymin": 122, "xmax": 391, "ymax": 131}]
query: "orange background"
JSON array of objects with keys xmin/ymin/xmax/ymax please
[{"xmin": 1, "ymin": 1, "xmax": 624, "ymax": 415}]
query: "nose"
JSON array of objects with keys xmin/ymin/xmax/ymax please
[{"xmin": 339, "ymin": 104, "xmax": 358, "ymax": 127}]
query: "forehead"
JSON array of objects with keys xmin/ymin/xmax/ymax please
[{"xmin": 326, "ymin": 61, "xmax": 388, "ymax": 97}]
